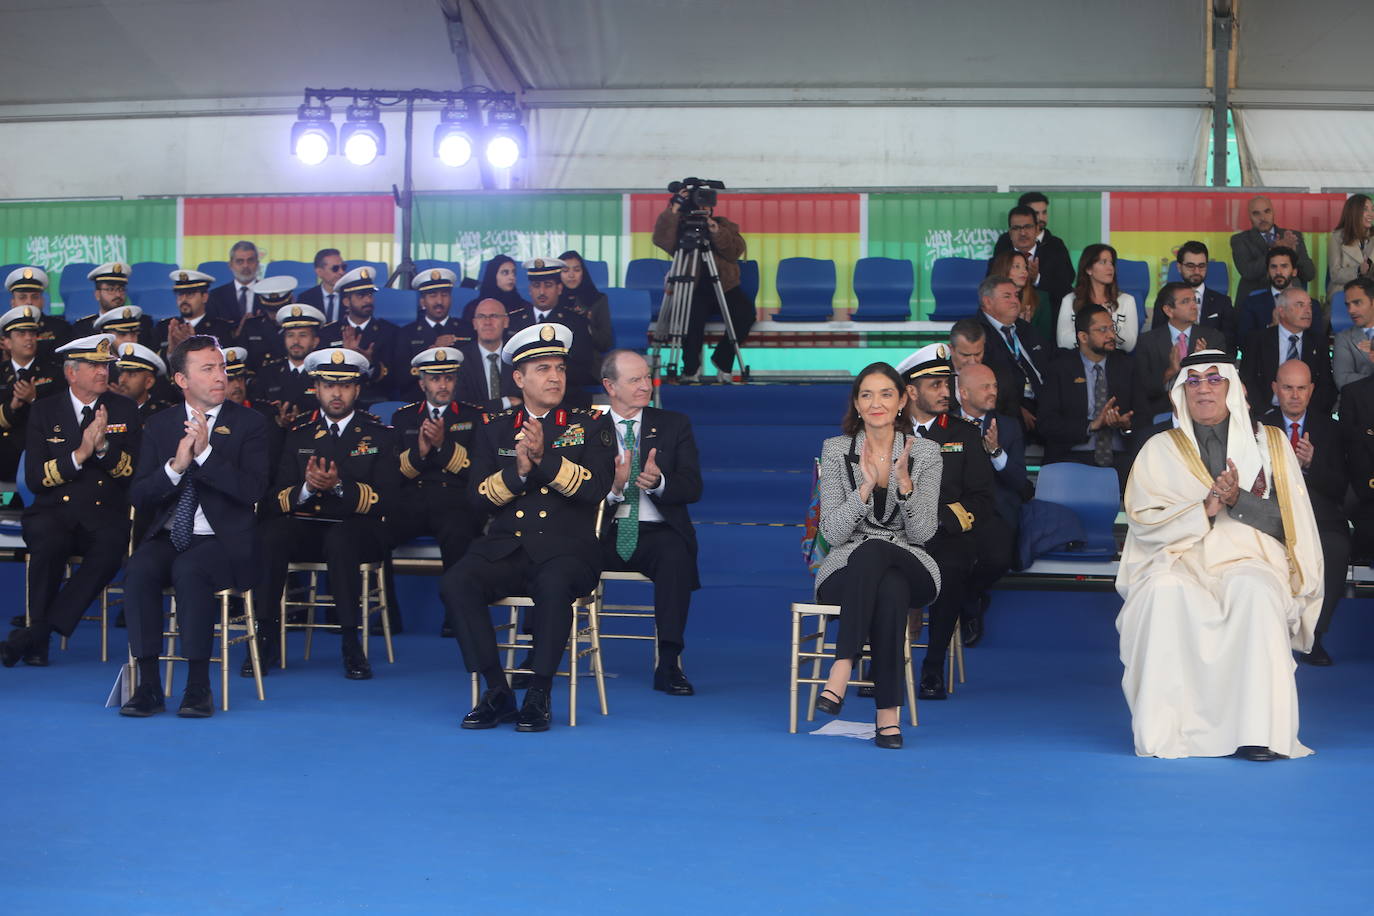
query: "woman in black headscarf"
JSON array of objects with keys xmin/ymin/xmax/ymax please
[
  {"xmin": 461, "ymin": 254, "xmax": 532, "ymax": 325},
  {"xmin": 558, "ymin": 249, "xmax": 614, "ymax": 354}
]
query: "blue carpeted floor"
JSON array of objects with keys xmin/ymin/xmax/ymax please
[{"xmin": 6, "ymin": 382, "xmax": 1374, "ymax": 912}]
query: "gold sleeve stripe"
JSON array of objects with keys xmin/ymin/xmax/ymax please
[
  {"xmin": 355, "ymin": 482, "xmax": 379, "ymax": 514},
  {"xmin": 550, "ymin": 457, "xmax": 592, "ymax": 497},
  {"xmin": 948, "ymin": 501, "xmax": 975, "ymax": 533},
  {"xmin": 0, "ymin": 404, "xmax": 10, "ymax": 431},
  {"xmin": 111, "ymin": 452, "xmax": 133, "ymax": 478},
  {"xmin": 278, "ymin": 487, "xmax": 293, "ymax": 513},
  {"xmin": 399, "ymin": 449, "xmax": 420, "ymax": 480},
  {"xmin": 444, "ymin": 443, "xmax": 470, "ymax": 475},
  {"xmin": 41, "ymin": 459, "xmax": 63, "ymax": 488},
  {"xmin": 478, "ymin": 471, "xmax": 514, "ymax": 506}
]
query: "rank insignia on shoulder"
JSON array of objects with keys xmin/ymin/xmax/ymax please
[{"xmin": 555, "ymin": 409, "xmax": 568, "ymax": 426}]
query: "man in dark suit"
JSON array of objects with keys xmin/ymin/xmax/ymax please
[
  {"xmin": 898, "ymin": 344, "xmax": 996, "ymax": 699},
  {"xmin": 973, "ymin": 274, "xmax": 1051, "ymax": 434},
  {"xmin": 394, "ymin": 268, "xmax": 473, "ymax": 403},
  {"xmin": 441, "ymin": 322, "xmax": 616, "ymax": 732},
  {"xmin": 249, "ymin": 304, "xmax": 325, "ymax": 421},
  {"xmin": 1231, "ymin": 196, "xmax": 1317, "ymax": 304},
  {"xmin": 233, "ymin": 276, "xmax": 293, "ymax": 372},
  {"xmin": 1, "ymin": 333, "xmax": 140, "ymax": 667},
  {"xmin": 1148, "ymin": 241, "xmax": 1236, "ymax": 342},
  {"xmin": 118, "ymin": 336, "xmax": 270, "ymax": 717},
  {"xmin": 156, "ymin": 269, "xmax": 237, "ymax": 358},
  {"xmin": 598, "ymin": 349, "xmax": 702, "ymax": 693},
  {"xmin": 206, "ymin": 240, "xmax": 263, "ymax": 324},
  {"xmin": 991, "ymin": 197, "xmax": 1076, "ymax": 314},
  {"xmin": 1039, "ymin": 305, "xmax": 1142, "ymax": 490},
  {"xmin": 1135, "ymin": 283, "xmax": 1231, "ymax": 423},
  {"xmin": 1236, "ymin": 246, "xmax": 1325, "ymax": 340},
  {"xmin": 257, "ymin": 347, "xmax": 400, "ymax": 679},
  {"xmin": 1341, "ymin": 368, "xmax": 1374, "ymax": 563},
  {"xmin": 5, "ymin": 266, "xmax": 73, "ymax": 359},
  {"xmin": 319, "ymin": 266, "xmax": 402, "ymax": 406},
  {"xmin": 0, "ymin": 305, "xmax": 66, "ymax": 490},
  {"xmin": 507, "ymin": 259, "xmax": 596, "ymax": 408},
  {"xmin": 1262, "ymin": 360, "xmax": 1348, "ymax": 666},
  {"xmin": 456, "ymin": 297, "xmax": 519, "ymax": 412},
  {"xmin": 297, "ymin": 248, "xmax": 346, "ymax": 323},
  {"xmin": 70, "ymin": 263, "xmax": 156, "ymax": 348},
  {"xmin": 950, "ymin": 362, "xmax": 1021, "ymax": 647},
  {"xmin": 1240, "ymin": 288, "xmax": 1335, "ymax": 420}
]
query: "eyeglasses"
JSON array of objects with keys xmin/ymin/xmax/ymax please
[
  {"xmin": 1179, "ymin": 261, "xmax": 1207, "ymax": 270},
  {"xmin": 1009, "ymin": 223, "xmax": 1036, "ymax": 232},
  {"xmin": 326, "ymin": 264, "xmax": 345, "ymax": 273},
  {"xmin": 1183, "ymin": 374, "xmax": 1226, "ymax": 388}
]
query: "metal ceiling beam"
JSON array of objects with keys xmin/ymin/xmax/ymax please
[{"xmin": 519, "ymin": 87, "xmax": 1214, "ymax": 109}]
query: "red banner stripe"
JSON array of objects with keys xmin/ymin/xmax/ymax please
[
  {"xmin": 1111, "ymin": 191, "xmax": 1346, "ymax": 234},
  {"xmin": 629, "ymin": 193, "xmax": 860, "ymax": 235},
  {"xmin": 183, "ymin": 195, "xmax": 395, "ymax": 236}
]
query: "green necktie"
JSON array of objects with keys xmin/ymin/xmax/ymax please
[{"xmin": 616, "ymin": 418, "xmax": 640, "ymax": 561}]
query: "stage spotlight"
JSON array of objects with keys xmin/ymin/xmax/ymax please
[
  {"xmin": 291, "ymin": 103, "xmax": 335, "ymax": 165},
  {"xmin": 340, "ymin": 103, "xmax": 386, "ymax": 166},
  {"xmin": 483, "ymin": 107, "xmax": 525, "ymax": 169},
  {"xmin": 434, "ymin": 103, "xmax": 475, "ymax": 168}
]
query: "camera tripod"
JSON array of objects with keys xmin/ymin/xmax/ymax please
[{"xmin": 649, "ymin": 226, "xmax": 749, "ymax": 392}]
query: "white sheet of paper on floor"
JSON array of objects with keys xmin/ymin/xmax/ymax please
[
  {"xmin": 810, "ymin": 719, "xmax": 875, "ymax": 740},
  {"xmin": 104, "ymin": 667, "xmax": 132, "ymax": 708}
]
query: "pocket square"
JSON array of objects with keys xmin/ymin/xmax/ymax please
[{"xmin": 214, "ymin": 425, "xmax": 231, "ymax": 435}]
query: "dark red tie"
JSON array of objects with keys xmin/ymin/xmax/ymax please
[{"xmin": 1290, "ymin": 422, "xmax": 1300, "ymax": 450}]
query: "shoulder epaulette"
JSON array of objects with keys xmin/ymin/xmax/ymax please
[
  {"xmin": 288, "ymin": 415, "xmax": 317, "ymax": 432},
  {"xmin": 402, "ymin": 400, "xmax": 421, "ymax": 411},
  {"xmin": 482, "ymin": 407, "xmax": 517, "ymax": 425},
  {"xmin": 358, "ymin": 410, "xmax": 383, "ymax": 424}
]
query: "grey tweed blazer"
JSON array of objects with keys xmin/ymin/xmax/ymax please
[{"xmin": 813, "ymin": 430, "xmax": 943, "ymax": 598}]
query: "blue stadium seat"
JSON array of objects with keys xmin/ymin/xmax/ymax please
[
  {"xmin": 196, "ymin": 261, "xmax": 235, "ymax": 288},
  {"xmin": 350, "ymin": 260, "xmax": 390, "ymax": 288},
  {"xmin": 128, "ymin": 261, "xmax": 178, "ymax": 297},
  {"xmin": 1329, "ymin": 290, "xmax": 1352, "ymax": 334},
  {"xmin": 58, "ymin": 262, "xmax": 97, "ymax": 307},
  {"xmin": 372, "ymin": 288, "xmax": 418, "ymax": 326},
  {"xmin": 851, "ymin": 257, "xmax": 914, "ymax": 321},
  {"xmin": 1032, "ymin": 463, "xmax": 1119, "ymax": 559},
  {"xmin": 412, "ymin": 259, "xmax": 464, "ymax": 284},
  {"xmin": 625, "ymin": 258, "xmax": 671, "ymax": 319},
  {"xmin": 929, "ymin": 257, "xmax": 984, "ymax": 320},
  {"xmin": 453, "ymin": 289, "xmax": 479, "ymax": 316},
  {"xmin": 1165, "ymin": 260, "xmax": 1229, "ymax": 294},
  {"xmin": 583, "ymin": 260, "xmax": 610, "ymax": 290},
  {"xmin": 1116, "ymin": 259, "xmax": 1150, "ymax": 326},
  {"xmin": 738, "ymin": 259, "xmax": 760, "ymax": 304},
  {"xmin": 369, "ymin": 401, "xmax": 406, "ymax": 425},
  {"xmin": 0, "ymin": 263, "xmax": 29, "ymax": 282},
  {"xmin": 265, "ymin": 259, "xmax": 318, "ymax": 289},
  {"xmin": 135, "ymin": 288, "xmax": 179, "ymax": 321},
  {"xmin": 605, "ymin": 287, "xmax": 652, "ymax": 352},
  {"xmin": 774, "ymin": 258, "xmax": 835, "ymax": 322}
]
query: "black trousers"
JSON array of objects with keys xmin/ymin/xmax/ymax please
[
  {"xmin": 258, "ymin": 516, "xmax": 389, "ymax": 655},
  {"xmin": 1318, "ymin": 521, "xmax": 1352, "ymax": 635},
  {"xmin": 923, "ymin": 532, "xmax": 977, "ymax": 672},
  {"xmin": 387, "ymin": 486, "xmax": 477, "ymax": 567},
  {"xmin": 817, "ymin": 539, "xmax": 938, "ymax": 709},
  {"xmin": 600, "ymin": 521, "xmax": 696, "ymax": 654},
  {"xmin": 125, "ymin": 533, "xmax": 234, "ymax": 663},
  {"xmin": 683, "ymin": 282, "xmax": 755, "ymax": 376},
  {"xmin": 23, "ymin": 511, "xmax": 128, "ymax": 639},
  {"xmin": 440, "ymin": 546, "xmax": 598, "ymax": 682},
  {"xmin": 967, "ymin": 514, "xmax": 1014, "ymax": 606}
]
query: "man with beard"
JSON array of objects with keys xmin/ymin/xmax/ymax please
[
  {"xmin": 156, "ymin": 269, "xmax": 236, "ymax": 357},
  {"xmin": 256, "ymin": 347, "xmax": 400, "ymax": 679},
  {"xmin": 1237, "ymin": 246, "xmax": 1325, "ymax": 340},
  {"xmin": 250, "ymin": 303, "xmax": 326, "ymax": 424},
  {"xmin": 395, "ymin": 268, "xmax": 472, "ymax": 403},
  {"xmin": 320, "ymin": 266, "xmax": 402, "ymax": 406},
  {"xmin": 1148, "ymin": 242, "xmax": 1236, "ymax": 343},
  {"xmin": 5, "ymin": 267, "xmax": 72, "ymax": 359},
  {"xmin": 507, "ymin": 259, "xmax": 595, "ymax": 408},
  {"xmin": 111, "ymin": 341, "xmax": 173, "ymax": 419},
  {"xmin": 71, "ymin": 263, "xmax": 154, "ymax": 347},
  {"xmin": 206, "ymin": 240, "xmax": 263, "ymax": 324},
  {"xmin": 1231, "ymin": 196, "xmax": 1316, "ymax": 305}
]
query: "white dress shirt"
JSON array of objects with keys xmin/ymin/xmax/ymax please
[
  {"xmin": 605, "ymin": 407, "xmax": 666, "ymax": 523},
  {"xmin": 67, "ymin": 391, "xmax": 100, "ymax": 470},
  {"xmin": 163, "ymin": 403, "xmax": 219, "ymax": 535}
]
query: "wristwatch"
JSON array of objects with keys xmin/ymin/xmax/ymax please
[
  {"xmin": 988, "ymin": 447, "xmax": 1004, "ymax": 459},
  {"xmin": 331, "ymin": 482, "xmax": 345, "ymax": 498}
]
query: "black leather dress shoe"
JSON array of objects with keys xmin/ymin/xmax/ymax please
[
  {"xmin": 177, "ymin": 685, "xmax": 214, "ymax": 718},
  {"xmin": 1235, "ymin": 745, "xmax": 1285, "ymax": 761},
  {"xmin": 7, "ymin": 615, "xmax": 24, "ymax": 629},
  {"xmin": 874, "ymin": 724, "xmax": 903, "ymax": 750},
  {"xmin": 343, "ymin": 654, "xmax": 373, "ymax": 680},
  {"xmin": 653, "ymin": 663, "xmax": 695, "ymax": 696},
  {"xmin": 0, "ymin": 634, "xmax": 24, "ymax": 668},
  {"xmin": 461, "ymin": 688, "xmax": 518, "ymax": 729},
  {"xmin": 918, "ymin": 670, "xmax": 947, "ymax": 700},
  {"xmin": 516, "ymin": 686, "xmax": 553, "ymax": 732},
  {"xmin": 239, "ymin": 645, "xmax": 279, "ymax": 678},
  {"xmin": 1299, "ymin": 641, "xmax": 1333, "ymax": 667},
  {"xmin": 814, "ymin": 688, "xmax": 843, "ymax": 715},
  {"xmin": 119, "ymin": 684, "xmax": 167, "ymax": 717},
  {"xmin": 961, "ymin": 615, "xmax": 984, "ymax": 648}
]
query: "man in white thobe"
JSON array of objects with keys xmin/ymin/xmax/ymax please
[{"xmin": 1116, "ymin": 350, "xmax": 1323, "ymax": 760}]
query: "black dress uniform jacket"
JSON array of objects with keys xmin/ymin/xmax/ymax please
[
  {"xmin": 235, "ymin": 312, "xmax": 286, "ymax": 371},
  {"xmin": 24, "ymin": 390, "xmax": 141, "ymax": 524},
  {"xmin": 319, "ymin": 318, "xmax": 404, "ymax": 402},
  {"xmin": 154, "ymin": 315, "xmax": 238, "ymax": 355},
  {"xmin": 265, "ymin": 409, "xmax": 401, "ymax": 523},
  {"xmin": 248, "ymin": 361, "xmax": 318, "ymax": 415},
  {"xmin": 0, "ymin": 355, "xmax": 65, "ymax": 482}
]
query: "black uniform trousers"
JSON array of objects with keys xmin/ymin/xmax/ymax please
[
  {"xmin": 1318, "ymin": 521, "xmax": 1351, "ymax": 635},
  {"xmin": 922, "ymin": 531, "xmax": 978, "ymax": 673},
  {"xmin": 23, "ymin": 511, "xmax": 127, "ymax": 638},
  {"xmin": 817, "ymin": 539, "xmax": 938, "ymax": 709},
  {"xmin": 441, "ymin": 543, "xmax": 598, "ymax": 683},
  {"xmin": 683, "ymin": 282, "xmax": 755, "ymax": 376},
  {"xmin": 600, "ymin": 520, "xmax": 694, "ymax": 654},
  {"xmin": 125, "ymin": 533, "xmax": 234, "ymax": 663},
  {"xmin": 386, "ymin": 485, "xmax": 476, "ymax": 566},
  {"xmin": 968, "ymin": 514, "xmax": 1014, "ymax": 606},
  {"xmin": 259, "ymin": 516, "xmax": 389, "ymax": 655}
]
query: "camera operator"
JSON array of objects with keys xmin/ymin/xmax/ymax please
[{"xmin": 652, "ymin": 184, "xmax": 755, "ymax": 383}]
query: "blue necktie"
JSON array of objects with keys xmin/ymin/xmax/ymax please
[
  {"xmin": 171, "ymin": 469, "xmax": 198, "ymax": 552},
  {"xmin": 1287, "ymin": 334, "xmax": 1299, "ymax": 361}
]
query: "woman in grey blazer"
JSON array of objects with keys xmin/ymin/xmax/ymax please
[{"xmin": 813, "ymin": 362, "xmax": 942, "ymax": 749}]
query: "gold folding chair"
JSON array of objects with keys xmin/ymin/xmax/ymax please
[
  {"xmin": 123, "ymin": 586, "xmax": 265, "ymax": 711},
  {"xmin": 909, "ymin": 608, "xmax": 966, "ymax": 694},
  {"xmin": 40, "ymin": 556, "xmax": 112, "ymax": 662},
  {"xmin": 593, "ymin": 570, "xmax": 659, "ymax": 667},
  {"xmin": 279, "ymin": 561, "xmax": 393, "ymax": 668},
  {"xmin": 789, "ymin": 602, "xmax": 918, "ymax": 734}
]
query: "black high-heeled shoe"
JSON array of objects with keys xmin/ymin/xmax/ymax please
[
  {"xmin": 874, "ymin": 723, "xmax": 903, "ymax": 749},
  {"xmin": 815, "ymin": 688, "xmax": 844, "ymax": 715}
]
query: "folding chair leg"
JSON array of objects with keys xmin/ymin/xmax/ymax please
[
  {"xmin": 219, "ymin": 595, "xmax": 231, "ymax": 712},
  {"xmin": 99, "ymin": 587, "xmax": 108, "ymax": 663},
  {"xmin": 470, "ymin": 672, "xmax": 479, "ymax": 709},
  {"xmin": 378, "ymin": 567, "xmax": 394, "ymax": 664},
  {"xmin": 568, "ymin": 607, "xmax": 578, "ymax": 728},
  {"xmin": 245, "ymin": 591, "xmax": 264, "ymax": 702},
  {"xmin": 789, "ymin": 608, "xmax": 801, "ymax": 734},
  {"xmin": 164, "ymin": 601, "xmax": 178, "ymax": 698},
  {"xmin": 589, "ymin": 603, "xmax": 607, "ymax": 716}
]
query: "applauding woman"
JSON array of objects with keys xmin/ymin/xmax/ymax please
[{"xmin": 813, "ymin": 361, "xmax": 942, "ymax": 749}]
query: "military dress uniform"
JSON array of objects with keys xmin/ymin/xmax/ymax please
[
  {"xmin": 154, "ymin": 270, "xmax": 237, "ymax": 354},
  {"xmin": 257, "ymin": 348, "xmax": 400, "ymax": 679},
  {"xmin": 394, "ymin": 309, "xmax": 474, "ymax": 405},
  {"xmin": 0, "ymin": 306, "xmax": 65, "ymax": 488},
  {"xmin": 248, "ymin": 303, "xmax": 326, "ymax": 416},
  {"xmin": 319, "ymin": 266, "xmax": 402, "ymax": 405},
  {"xmin": 222, "ymin": 346, "xmax": 284, "ymax": 469},
  {"xmin": 2, "ymin": 334, "xmax": 140, "ymax": 667},
  {"xmin": 441, "ymin": 322, "xmax": 616, "ymax": 731},
  {"xmin": 70, "ymin": 264, "xmax": 156, "ymax": 347},
  {"xmin": 234, "ymin": 275, "xmax": 294, "ymax": 372},
  {"xmin": 5, "ymin": 267, "xmax": 73, "ymax": 358},
  {"xmin": 508, "ymin": 258, "xmax": 597, "ymax": 407}
]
